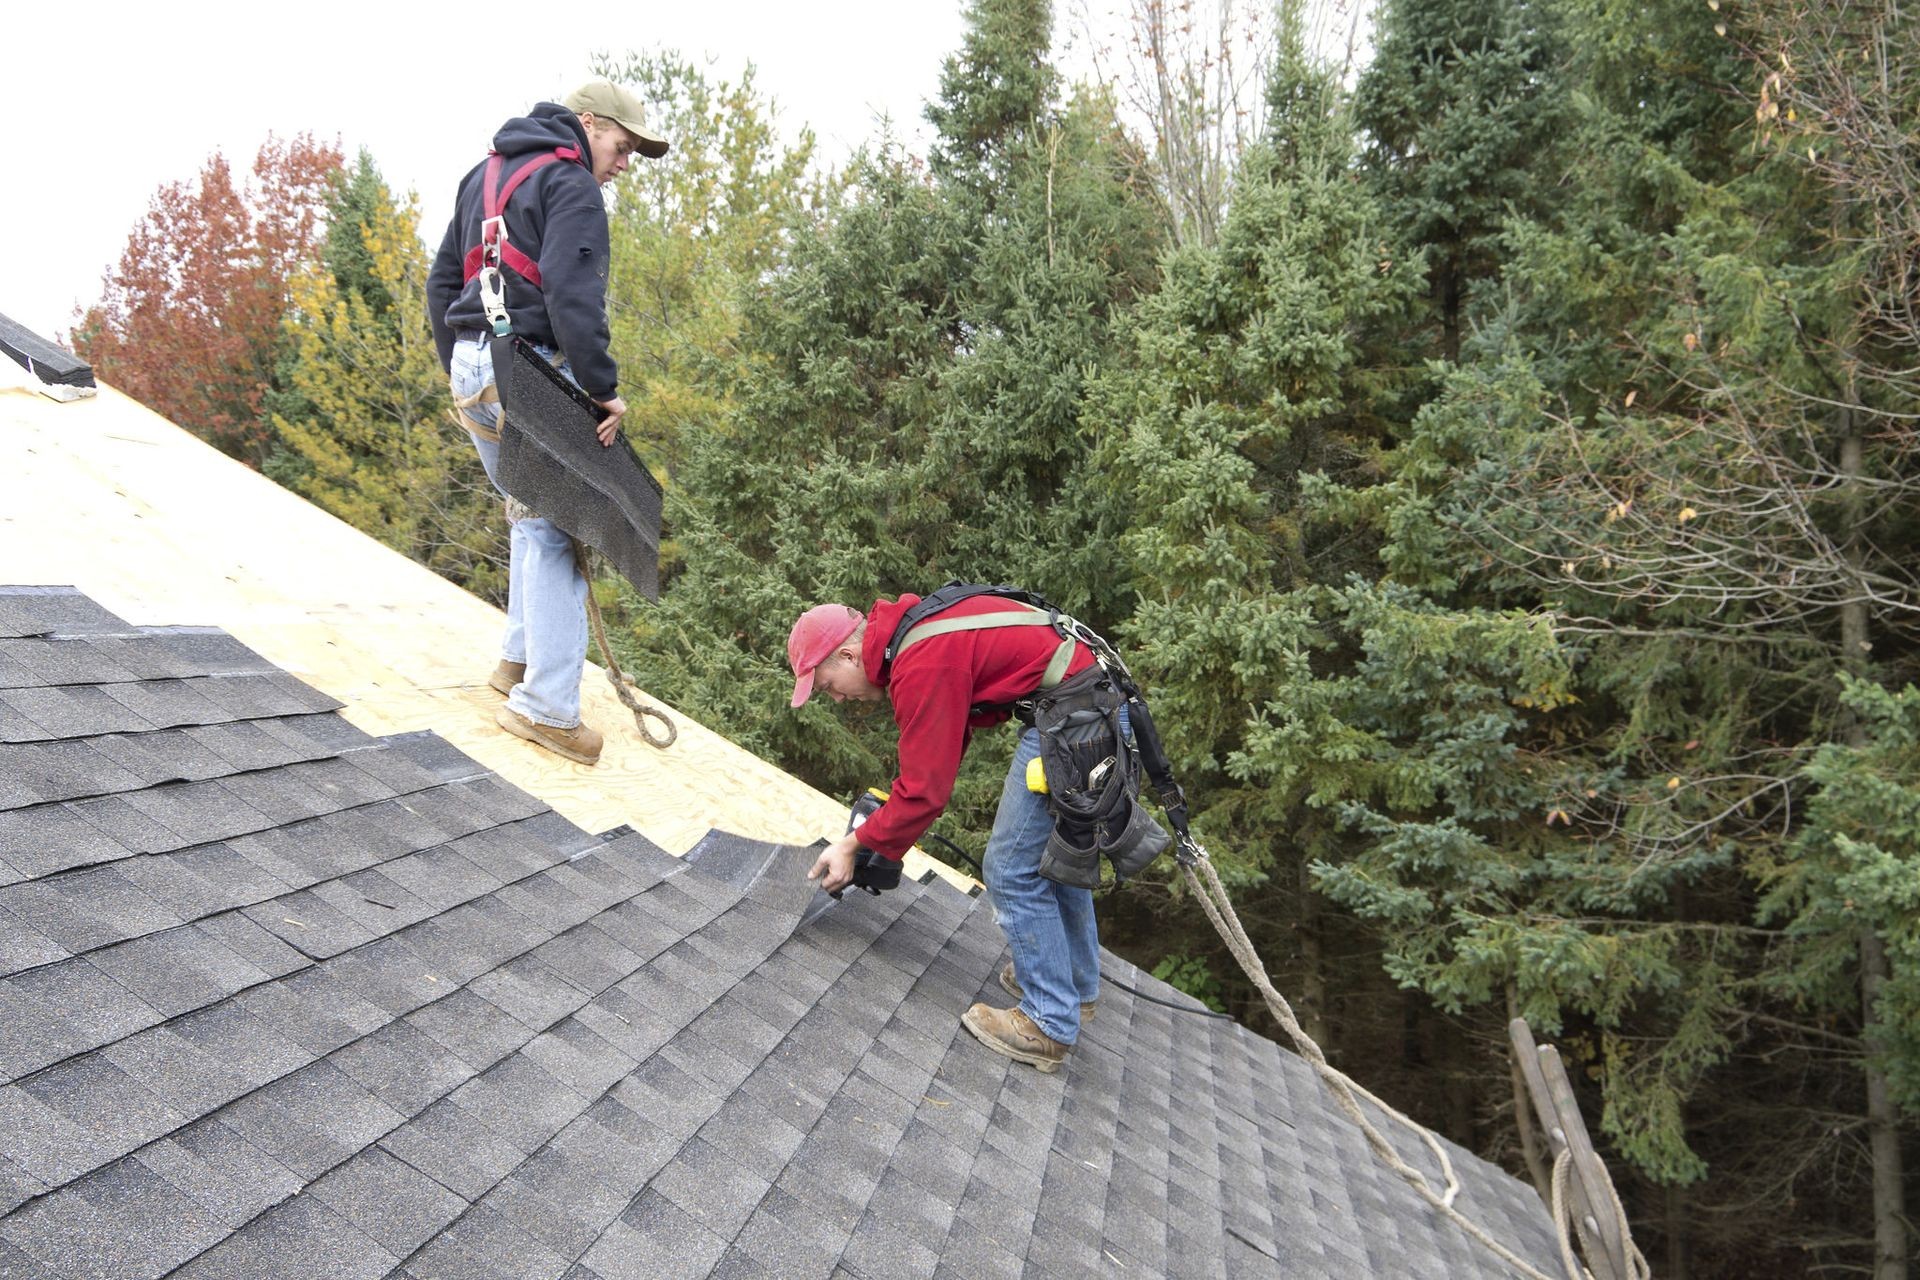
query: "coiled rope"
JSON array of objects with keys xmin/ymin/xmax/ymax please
[{"xmin": 573, "ymin": 538, "xmax": 676, "ymax": 749}]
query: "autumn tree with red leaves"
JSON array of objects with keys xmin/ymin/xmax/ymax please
[{"xmin": 72, "ymin": 134, "xmax": 342, "ymax": 463}]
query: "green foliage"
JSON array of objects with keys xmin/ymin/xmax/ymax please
[
  {"xmin": 926, "ymin": 0, "xmax": 1058, "ymax": 193},
  {"xmin": 1355, "ymin": 0, "xmax": 1565, "ymax": 361},
  {"xmin": 1150, "ymin": 953, "xmax": 1227, "ymax": 1013},
  {"xmin": 268, "ymin": 156, "xmax": 503, "ymax": 598},
  {"xmin": 1764, "ymin": 678, "xmax": 1920, "ymax": 1103},
  {"xmin": 323, "ymin": 150, "xmax": 397, "ymax": 317}
]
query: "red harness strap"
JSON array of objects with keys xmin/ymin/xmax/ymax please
[{"xmin": 460, "ymin": 146, "xmax": 583, "ymax": 288}]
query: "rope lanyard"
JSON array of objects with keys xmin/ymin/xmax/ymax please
[
  {"xmin": 574, "ymin": 537, "xmax": 676, "ymax": 749},
  {"xmin": 1174, "ymin": 835, "xmax": 1650, "ymax": 1280}
]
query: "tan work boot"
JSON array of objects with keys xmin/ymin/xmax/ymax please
[
  {"xmin": 999, "ymin": 961, "xmax": 1095, "ymax": 1023},
  {"xmin": 494, "ymin": 704, "xmax": 603, "ymax": 765},
  {"xmin": 962, "ymin": 1003, "xmax": 1069, "ymax": 1074},
  {"xmin": 488, "ymin": 660, "xmax": 526, "ymax": 696}
]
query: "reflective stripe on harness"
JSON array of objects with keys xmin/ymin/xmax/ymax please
[
  {"xmin": 893, "ymin": 604, "xmax": 1076, "ymax": 691},
  {"xmin": 460, "ymin": 147, "xmax": 582, "ymax": 289}
]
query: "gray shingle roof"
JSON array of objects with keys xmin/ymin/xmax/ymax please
[{"xmin": 0, "ymin": 586, "xmax": 1563, "ymax": 1278}]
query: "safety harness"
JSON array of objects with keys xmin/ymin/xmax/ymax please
[
  {"xmin": 882, "ymin": 582, "xmax": 1199, "ymax": 880},
  {"xmin": 461, "ymin": 147, "xmax": 582, "ymax": 293},
  {"xmin": 448, "ymin": 147, "xmax": 584, "ymax": 443},
  {"xmin": 886, "ymin": 589, "xmax": 1076, "ymax": 711}
]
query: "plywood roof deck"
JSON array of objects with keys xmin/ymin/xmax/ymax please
[{"xmin": 0, "ymin": 366, "xmax": 961, "ymax": 884}]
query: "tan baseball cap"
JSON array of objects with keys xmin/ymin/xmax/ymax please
[{"xmin": 563, "ymin": 79, "xmax": 670, "ymax": 158}]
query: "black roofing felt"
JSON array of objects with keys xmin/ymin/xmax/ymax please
[
  {"xmin": 0, "ymin": 590, "xmax": 1563, "ymax": 1279},
  {"xmin": 0, "ymin": 317, "xmax": 94, "ymax": 390},
  {"xmin": 494, "ymin": 341, "xmax": 664, "ymax": 601}
]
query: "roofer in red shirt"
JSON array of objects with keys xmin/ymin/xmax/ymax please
[{"xmin": 789, "ymin": 585, "xmax": 1167, "ymax": 1073}]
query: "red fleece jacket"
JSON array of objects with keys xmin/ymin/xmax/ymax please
[{"xmin": 853, "ymin": 594, "xmax": 1095, "ymax": 860}]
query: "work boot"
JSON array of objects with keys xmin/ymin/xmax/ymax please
[
  {"xmin": 999, "ymin": 962, "xmax": 1095, "ymax": 1023},
  {"xmin": 961, "ymin": 1003, "xmax": 1069, "ymax": 1074},
  {"xmin": 487, "ymin": 660, "xmax": 526, "ymax": 696},
  {"xmin": 494, "ymin": 705, "xmax": 603, "ymax": 766}
]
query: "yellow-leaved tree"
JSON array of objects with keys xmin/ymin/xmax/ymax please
[
  {"xmin": 592, "ymin": 52, "xmax": 824, "ymax": 576},
  {"xmin": 269, "ymin": 153, "xmax": 506, "ymax": 601}
]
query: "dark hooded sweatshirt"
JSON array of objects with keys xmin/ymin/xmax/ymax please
[{"xmin": 427, "ymin": 103, "xmax": 619, "ymax": 398}]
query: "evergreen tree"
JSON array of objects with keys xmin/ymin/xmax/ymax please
[
  {"xmin": 925, "ymin": 0, "xmax": 1057, "ymax": 197},
  {"xmin": 320, "ymin": 152, "xmax": 398, "ymax": 317},
  {"xmin": 1354, "ymin": 0, "xmax": 1563, "ymax": 363},
  {"xmin": 629, "ymin": 0, "xmax": 1164, "ymax": 841},
  {"xmin": 1083, "ymin": 24, "xmax": 1424, "ymax": 1048}
]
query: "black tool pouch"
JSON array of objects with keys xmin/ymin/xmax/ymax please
[{"xmin": 1031, "ymin": 667, "xmax": 1169, "ymax": 886}]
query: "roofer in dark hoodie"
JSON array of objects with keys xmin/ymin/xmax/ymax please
[{"xmin": 427, "ymin": 80, "xmax": 667, "ymax": 767}]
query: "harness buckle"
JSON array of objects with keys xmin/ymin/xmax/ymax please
[{"xmin": 478, "ymin": 215, "xmax": 507, "ymax": 269}]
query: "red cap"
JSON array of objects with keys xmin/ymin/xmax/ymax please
[{"xmin": 787, "ymin": 603, "xmax": 864, "ymax": 708}]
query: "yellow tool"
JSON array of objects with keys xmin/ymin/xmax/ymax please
[
  {"xmin": 848, "ymin": 786, "xmax": 890, "ymax": 830},
  {"xmin": 1025, "ymin": 757, "xmax": 1049, "ymax": 794}
]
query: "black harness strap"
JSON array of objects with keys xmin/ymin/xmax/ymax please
[
  {"xmin": 884, "ymin": 581, "xmax": 1197, "ymax": 857},
  {"xmin": 879, "ymin": 581, "xmax": 1063, "ymax": 677}
]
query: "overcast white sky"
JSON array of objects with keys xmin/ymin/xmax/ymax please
[
  {"xmin": 1, "ymin": 0, "xmax": 984, "ymax": 340},
  {"xmin": 3, "ymin": 1, "xmax": 1370, "ymax": 344}
]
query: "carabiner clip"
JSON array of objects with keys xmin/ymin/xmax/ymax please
[{"xmin": 478, "ymin": 265, "xmax": 511, "ymax": 336}]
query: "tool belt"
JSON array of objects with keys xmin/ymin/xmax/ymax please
[{"xmin": 1030, "ymin": 666, "xmax": 1170, "ymax": 889}]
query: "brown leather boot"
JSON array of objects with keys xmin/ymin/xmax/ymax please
[
  {"xmin": 488, "ymin": 660, "xmax": 526, "ymax": 696},
  {"xmin": 494, "ymin": 705, "xmax": 602, "ymax": 765},
  {"xmin": 961, "ymin": 1003, "xmax": 1069, "ymax": 1073},
  {"xmin": 999, "ymin": 961, "xmax": 1095, "ymax": 1023}
]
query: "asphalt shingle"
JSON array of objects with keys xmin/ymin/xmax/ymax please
[
  {"xmin": 6, "ymin": 956, "xmax": 162, "ymax": 1067},
  {"xmin": 0, "ymin": 588, "xmax": 127, "ymax": 640},
  {"xmin": 0, "ymin": 593, "xmax": 1570, "ymax": 1280},
  {"xmin": 0, "ymin": 1154, "xmax": 227, "ymax": 1280},
  {"xmin": 376, "ymin": 1097, "xmax": 527, "ymax": 1204},
  {"xmin": 3, "ymin": 683, "xmax": 152, "ymax": 739},
  {"xmin": 305, "ymin": 1147, "xmax": 469, "ymax": 1261},
  {"xmin": 0, "ymin": 636, "xmax": 140, "ymax": 687},
  {"xmin": 165, "ymin": 1191, "xmax": 400, "ymax": 1280}
]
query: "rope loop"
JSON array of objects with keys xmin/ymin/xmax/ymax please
[
  {"xmin": 607, "ymin": 667, "xmax": 677, "ymax": 747},
  {"xmin": 571, "ymin": 539, "xmax": 676, "ymax": 750}
]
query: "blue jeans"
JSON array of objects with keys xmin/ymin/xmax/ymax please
[
  {"xmin": 451, "ymin": 334, "xmax": 588, "ymax": 729},
  {"xmin": 984, "ymin": 724, "xmax": 1102, "ymax": 1045}
]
